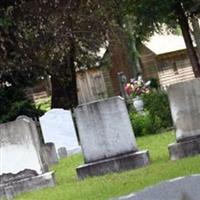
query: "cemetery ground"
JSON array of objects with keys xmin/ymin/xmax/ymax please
[{"xmin": 15, "ymin": 131, "xmax": 200, "ymax": 200}]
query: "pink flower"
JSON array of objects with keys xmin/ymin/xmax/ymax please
[
  {"xmin": 125, "ymin": 83, "xmax": 133, "ymax": 96},
  {"xmin": 124, "ymin": 76, "xmax": 151, "ymax": 97}
]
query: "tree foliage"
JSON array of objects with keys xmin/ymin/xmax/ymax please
[
  {"xmin": 0, "ymin": 0, "xmax": 111, "ymax": 108},
  {"xmin": 125, "ymin": 0, "xmax": 200, "ymax": 76},
  {"xmin": 1, "ymin": 0, "xmax": 200, "ymax": 111},
  {"xmin": 124, "ymin": 0, "xmax": 191, "ymax": 39},
  {"xmin": 0, "ymin": 86, "xmax": 44, "ymax": 123}
]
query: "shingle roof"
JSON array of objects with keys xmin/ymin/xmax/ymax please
[{"xmin": 144, "ymin": 33, "xmax": 187, "ymax": 55}]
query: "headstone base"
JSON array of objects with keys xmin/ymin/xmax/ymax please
[
  {"xmin": 168, "ymin": 137, "xmax": 200, "ymax": 160},
  {"xmin": 76, "ymin": 150, "xmax": 150, "ymax": 180},
  {"xmin": 0, "ymin": 172, "xmax": 55, "ymax": 200}
]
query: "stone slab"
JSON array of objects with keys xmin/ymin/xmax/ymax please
[
  {"xmin": 168, "ymin": 137, "xmax": 200, "ymax": 160},
  {"xmin": 0, "ymin": 116, "xmax": 46, "ymax": 176},
  {"xmin": 42, "ymin": 143, "xmax": 58, "ymax": 166},
  {"xmin": 0, "ymin": 171, "xmax": 55, "ymax": 200},
  {"xmin": 76, "ymin": 150, "xmax": 149, "ymax": 180},
  {"xmin": 75, "ymin": 96, "xmax": 138, "ymax": 163},
  {"xmin": 39, "ymin": 109, "xmax": 81, "ymax": 156},
  {"xmin": 167, "ymin": 79, "xmax": 200, "ymax": 142},
  {"xmin": 115, "ymin": 174, "xmax": 200, "ymax": 200}
]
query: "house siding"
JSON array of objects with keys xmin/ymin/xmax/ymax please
[{"xmin": 140, "ymin": 45, "xmax": 195, "ymax": 88}]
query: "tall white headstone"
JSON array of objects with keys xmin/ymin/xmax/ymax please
[{"xmin": 39, "ymin": 109, "xmax": 81, "ymax": 156}]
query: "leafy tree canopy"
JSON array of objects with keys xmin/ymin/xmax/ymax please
[
  {"xmin": 0, "ymin": 0, "xmax": 110, "ymax": 86},
  {"xmin": 0, "ymin": 0, "xmax": 115, "ymax": 108}
]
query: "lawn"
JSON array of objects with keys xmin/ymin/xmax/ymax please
[{"xmin": 16, "ymin": 131, "xmax": 200, "ymax": 200}]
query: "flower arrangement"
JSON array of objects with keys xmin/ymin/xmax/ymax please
[{"xmin": 124, "ymin": 76, "xmax": 151, "ymax": 98}]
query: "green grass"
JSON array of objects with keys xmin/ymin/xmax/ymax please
[{"xmin": 16, "ymin": 132, "xmax": 200, "ymax": 200}]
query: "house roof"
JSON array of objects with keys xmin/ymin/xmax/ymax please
[{"xmin": 144, "ymin": 33, "xmax": 187, "ymax": 55}]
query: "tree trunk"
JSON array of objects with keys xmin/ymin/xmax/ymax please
[
  {"xmin": 175, "ymin": 3, "xmax": 200, "ymax": 77},
  {"xmin": 51, "ymin": 11, "xmax": 78, "ymax": 110},
  {"xmin": 51, "ymin": 39, "xmax": 78, "ymax": 109},
  {"xmin": 132, "ymin": 37, "xmax": 142, "ymax": 75},
  {"xmin": 191, "ymin": 16, "xmax": 200, "ymax": 59}
]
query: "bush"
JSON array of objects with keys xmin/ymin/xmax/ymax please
[
  {"xmin": 129, "ymin": 91, "xmax": 173, "ymax": 136},
  {"xmin": 129, "ymin": 112, "xmax": 154, "ymax": 136},
  {"xmin": 149, "ymin": 78, "xmax": 160, "ymax": 90},
  {"xmin": 142, "ymin": 91, "xmax": 173, "ymax": 129},
  {"xmin": 0, "ymin": 86, "xmax": 44, "ymax": 123}
]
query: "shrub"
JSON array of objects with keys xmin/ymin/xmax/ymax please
[
  {"xmin": 149, "ymin": 78, "xmax": 160, "ymax": 90},
  {"xmin": 129, "ymin": 91, "xmax": 173, "ymax": 136},
  {"xmin": 142, "ymin": 91, "xmax": 173, "ymax": 129},
  {"xmin": 129, "ymin": 112, "xmax": 154, "ymax": 136},
  {"xmin": 0, "ymin": 86, "xmax": 44, "ymax": 123}
]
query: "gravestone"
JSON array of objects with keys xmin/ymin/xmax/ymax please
[
  {"xmin": 75, "ymin": 96, "xmax": 150, "ymax": 179},
  {"xmin": 39, "ymin": 109, "xmax": 81, "ymax": 157},
  {"xmin": 42, "ymin": 142, "xmax": 58, "ymax": 166},
  {"xmin": 0, "ymin": 116, "xmax": 55, "ymax": 199},
  {"xmin": 58, "ymin": 147, "xmax": 68, "ymax": 159},
  {"xmin": 115, "ymin": 174, "xmax": 200, "ymax": 200},
  {"xmin": 167, "ymin": 79, "xmax": 200, "ymax": 160}
]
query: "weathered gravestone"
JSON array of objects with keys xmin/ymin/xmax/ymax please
[
  {"xmin": 115, "ymin": 174, "xmax": 200, "ymax": 200},
  {"xmin": 39, "ymin": 109, "xmax": 81, "ymax": 157},
  {"xmin": 0, "ymin": 116, "xmax": 55, "ymax": 200},
  {"xmin": 75, "ymin": 96, "xmax": 150, "ymax": 179},
  {"xmin": 167, "ymin": 79, "xmax": 200, "ymax": 160},
  {"xmin": 42, "ymin": 142, "xmax": 58, "ymax": 166},
  {"xmin": 58, "ymin": 147, "xmax": 68, "ymax": 159}
]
